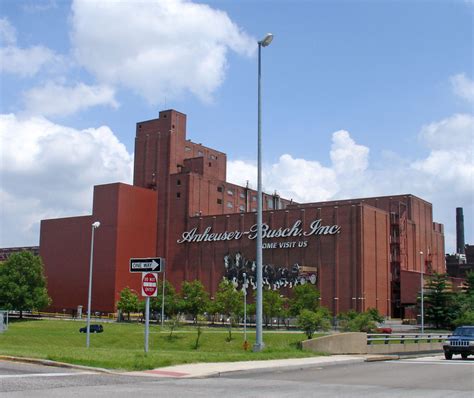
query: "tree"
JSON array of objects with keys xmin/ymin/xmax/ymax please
[
  {"xmin": 423, "ymin": 273, "xmax": 455, "ymax": 329},
  {"xmin": 150, "ymin": 280, "xmax": 179, "ymax": 320},
  {"xmin": 366, "ymin": 308, "xmax": 385, "ymax": 323},
  {"xmin": 297, "ymin": 308, "xmax": 332, "ymax": 339},
  {"xmin": 0, "ymin": 252, "xmax": 51, "ymax": 318},
  {"xmin": 289, "ymin": 284, "xmax": 321, "ymax": 316},
  {"xmin": 214, "ymin": 279, "xmax": 243, "ymax": 341},
  {"xmin": 116, "ymin": 287, "xmax": 139, "ymax": 321},
  {"xmin": 263, "ymin": 289, "xmax": 287, "ymax": 327},
  {"xmin": 452, "ymin": 271, "xmax": 474, "ymax": 328},
  {"xmin": 193, "ymin": 315, "xmax": 206, "ymax": 349},
  {"xmin": 179, "ymin": 280, "xmax": 209, "ymax": 321},
  {"xmin": 166, "ymin": 315, "xmax": 182, "ymax": 339},
  {"xmin": 462, "ymin": 270, "xmax": 474, "ymax": 296}
]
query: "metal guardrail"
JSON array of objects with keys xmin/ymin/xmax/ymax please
[{"xmin": 367, "ymin": 333, "xmax": 449, "ymax": 345}]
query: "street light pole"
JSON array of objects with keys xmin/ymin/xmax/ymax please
[
  {"xmin": 243, "ymin": 273, "xmax": 247, "ymax": 343},
  {"xmin": 420, "ymin": 251, "xmax": 424, "ymax": 334},
  {"xmin": 254, "ymin": 32, "xmax": 273, "ymax": 352},
  {"xmin": 86, "ymin": 221, "xmax": 100, "ymax": 348}
]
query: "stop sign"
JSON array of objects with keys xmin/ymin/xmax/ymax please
[{"xmin": 141, "ymin": 272, "xmax": 158, "ymax": 297}]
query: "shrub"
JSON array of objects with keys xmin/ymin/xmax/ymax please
[
  {"xmin": 297, "ymin": 308, "xmax": 331, "ymax": 339},
  {"xmin": 338, "ymin": 311, "xmax": 377, "ymax": 333}
]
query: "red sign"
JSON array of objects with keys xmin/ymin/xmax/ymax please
[{"xmin": 142, "ymin": 272, "xmax": 158, "ymax": 297}]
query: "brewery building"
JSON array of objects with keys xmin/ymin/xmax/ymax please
[{"xmin": 39, "ymin": 110, "xmax": 446, "ymax": 318}]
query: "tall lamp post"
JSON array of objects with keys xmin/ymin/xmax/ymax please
[
  {"xmin": 86, "ymin": 221, "xmax": 101, "ymax": 348},
  {"xmin": 254, "ymin": 32, "xmax": 273, "ymax": 352},
  {"xmin": 420, "ymin": 251, "xmax": 424, "ymax": 334},
  {"xmin": 243, "ymin": 273, "xmax": 247, "ymax": 344}
]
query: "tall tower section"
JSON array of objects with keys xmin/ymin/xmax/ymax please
[
  {"xmin": 133, "ymin": 109, "xmax": 187, "ymax": 189},
  {"xmin": 133, "ymin": 110, "xmax": 187, "ymax": 257}
]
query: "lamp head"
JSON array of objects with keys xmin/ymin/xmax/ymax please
[
  {"xmin": 92, "ymin": 221, "xmax": 101, "ymax": 229},
  {"xmin": 259, "ymin": 33, "xmax": 273, "ymax": 47}
]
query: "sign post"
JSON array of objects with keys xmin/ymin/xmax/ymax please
[
  {"xmin": 160, "ymin": 259, "xmax": 166, "ymax": 327},
  {"xmin": 130, "ymin": 257, "xmax": 164, "ymax": 353},
  {"xmin": 130, "ymin": 257, "xmax": 164, "ymax": 273},
  {"xmin": 141, "ymin": 272, "xmax": 158, "ymax": 353}
]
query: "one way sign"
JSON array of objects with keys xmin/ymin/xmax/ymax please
[{"xmin": 130, "ymin": 257, "xmax": 165, "ymax": 273}]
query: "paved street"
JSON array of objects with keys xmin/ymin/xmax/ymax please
[{"xmin": 1, "ymin": 356, "xmax": 473, "ymax": 397}]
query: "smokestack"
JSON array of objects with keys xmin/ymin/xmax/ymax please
[{"xmin": 456, "ymin": 207, "xmax": 465, "ymax": 255}]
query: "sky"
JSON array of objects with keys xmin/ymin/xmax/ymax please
[{"xmin": 0, "ymin": 0, "xmax": 473, "ymax": 253}]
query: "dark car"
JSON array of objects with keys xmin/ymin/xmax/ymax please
[
  {"xmin": 443, "ymin": 326, "xmax": 474, "ymax": 360},
  {"xmin": 79, "ymin": 324, "xmax": 104, "ymax": 333}
]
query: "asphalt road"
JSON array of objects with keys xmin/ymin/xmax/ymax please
[{"xmin": 1, "ymin": 355, "xmax": 473, "ymax": 397}]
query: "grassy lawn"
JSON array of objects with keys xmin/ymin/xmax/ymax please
[{"xmin": 0, "ymin": 319, "xmax": 324, "ymax": 371}]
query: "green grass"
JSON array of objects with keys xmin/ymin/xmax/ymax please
[{"xmin": 0, "ymin": 319, "xmax": 324, "ymax": 371}]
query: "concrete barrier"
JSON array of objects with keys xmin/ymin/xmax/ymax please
[
  {"xmin": 302, "ymin": 333, "xmax": 367, "ymax": 354},
  {"xmin": 302, "ymin": 333, "xmax": 443, "ymax": 355},
  {"xmin": 366, "ymin": 342, "xmax": 442, "ymax": 354}
]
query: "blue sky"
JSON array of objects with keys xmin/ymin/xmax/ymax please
[{"xmin": 0, "ymin": 0, "xmax": 473, "ymax": 252}]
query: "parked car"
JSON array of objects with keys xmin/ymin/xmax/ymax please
[
  {"xmin": 79, "ymin": 324, "xmax": 104, "ymax": 333},
  {"xmin": 443, "ymin": 326, "xmax": 474, "ymax": 360},
  {"xmin": 375, "ymin": 327, "xmax": 392, "ymax": 334}
]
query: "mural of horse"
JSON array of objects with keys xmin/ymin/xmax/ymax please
[{"xmin": 223, "ymin": 253, "xmax": 317, "ymax": 291}]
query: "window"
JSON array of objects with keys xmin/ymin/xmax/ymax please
[
  {"xmin": 185, "ymin": 146, "xmax": 191, "ymax": 152},
  {"xmin": 209, "ymin": 162, "xmax": 212, "ymax": 167},
  {"xmin": 177, "ymin": 179, "xmax": 181, "ymax": 186},
  {"xmin": 239, "ymin": 192, "xmax": 245, "ymax": 199},
  {"xmin": 217, "ymin": 186, "xmax": 223, "ymax": 193},
  {"xmin": 252, "ymin": 196, "xmax": 257, "ymax": 202},
  {"xmin": 217, "ymin": 199, "xmax": 222, "ymax": 204},
  {"xmin": 227, "ymin": 189, "xmax": 234, "ymax": 196},
  {"xmin": 239, "ymin": 205, "xmax": 245, "ymax": 212},
  {"xmin": 210, "ymin": 154, "xmax": 216, "ymax": 160},
  {"xmin": 267, "ymin": 199, "xmax": 273, "ymax": 209},
  {"xmin": 176, "ymin": 192, "xmax": 181, "ymax": 198},
  {"xmin": 251, "ymin": 207, "xmax": 257, "ymax": 212},
  {"xmin": 198, "ymin": 151, "xmax": 204, "ymax": 157},
  {"xmin": 227, "ymin": 201, "xmax": 233, "ymax": 208}
]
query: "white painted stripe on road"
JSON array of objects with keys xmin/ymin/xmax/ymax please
[{"xmin": 0, "ymin": 372, "xmax": 96, "ymax": 379}]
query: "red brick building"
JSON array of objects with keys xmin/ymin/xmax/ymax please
[{"xmin": 39, "ymin": 109, "xmax": 446, "ymax": 318}]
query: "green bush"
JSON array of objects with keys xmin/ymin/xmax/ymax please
[
  {"xmin": 452, "ymin": 310, "xmax": 474, "ymax": 327},
  {"xmin": 297, "ymin": 308, "xmax": 331, "ymax": 339},
  {"xmin": 338, "ymin": 310, "xmax": 377, "ymax": 333}
]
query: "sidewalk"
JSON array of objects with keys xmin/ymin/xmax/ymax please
[
  {"xmin": 125, "ymin": 354, "xmax": 393, "ymax": 378},
  {"xmin": 1, "ymin": 353, "xmax": 396, "ymax": 379}
]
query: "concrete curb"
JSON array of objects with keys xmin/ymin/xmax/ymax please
[
  {"xmin": 0, "ymin": 355, "xmax": 113, "ymax": 374},
  {"xmin": 0, "ymin": 353, "xmax": 403, "ymax": 379},
  {"xmin": 206, "ymin": 358, "xmax": 368, "ymax": 379},
  {"xmin": 127, "ymin": 355, "xmax": 381, "ymax": 379}
]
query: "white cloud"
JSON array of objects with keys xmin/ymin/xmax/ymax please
[
  {"xmin": 70, "ymin": 0, "xmax": 255, "ymax": 103},
  {"xmin": 451, "ymin": 73, "xmax": 474, "ymax": 103},
  {"xmin": 0, "ymin": 18, "xmax": 16, "ymax": 46},
  {"xmin": 419, "ymin": 113, "xmax": 474, "ymax": 150},
  {"xmin": 330, "ymin": 130, "xmax": 369, "ymax": 175},
  {"xmin": 228, "ymin": 115, "xmax": 474, "ymax": 252},
  {"xmin": 266, "ymin": 155, "xmax": 339, "ymax": 202},
  {"xmin": 0, "ymin": 114, "xmax": 133, "ymax": 247},
  {"xmin": 23, "ymin": 82, "xmax": 119, "ymax": 117},
  {"xmin": 0, "ymin": 17, "xmax": 61, "ymax": 78},
  {"xmin": 0, "ymin": 45, "xmax": 58, "ymax": 78},
  {"xmin": 412, "ymin": 113, "xmax": 474, "ymax": 196}
]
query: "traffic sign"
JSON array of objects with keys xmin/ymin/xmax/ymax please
[
  {"xmin": 130, "ymin": 257, "xmax": 164, "ymax": 273},
  {"xmin": 142, "ymin": 272, "xmax": 158, "ymax": 297}
]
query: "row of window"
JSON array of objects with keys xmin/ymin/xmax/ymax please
[
  {"xmin": 184, "ymin": 146, "xmax": 218, "ymax": 160},
  {"xmin": 217, "ymin": 186, "xmax": 257, "ymax": 201}
]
